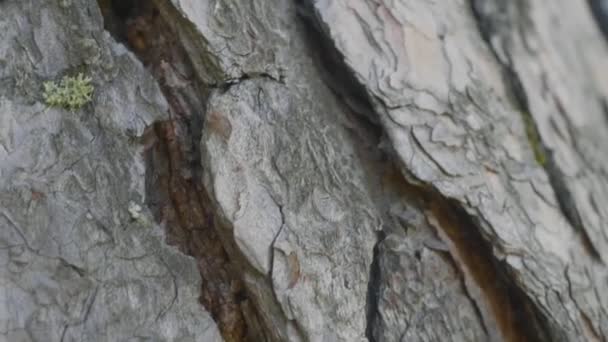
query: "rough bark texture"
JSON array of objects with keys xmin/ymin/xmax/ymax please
[
  {"xmin": 1, "ymin": 0, "xmax": 607, "ymax": 341},
  {"xmin": 0, "ymin": 1, "xmax": 221, "ymax": 341}
]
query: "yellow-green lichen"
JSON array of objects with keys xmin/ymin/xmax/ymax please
[
  {"xmin": 43, "ymin": 73, "xmax": 94, "ymax": 111},
  {"xmin": 521, "ymin": 111, "xmax": 547, "ymax": 166}
]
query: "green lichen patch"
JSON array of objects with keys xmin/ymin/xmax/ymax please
[
  {"xmin": 521, "ymin": 111, "xmax": 547, "ymax": 166},
  {"xmin": 43, "ymin": 73, "xmax": 94, "ymax": 110}
]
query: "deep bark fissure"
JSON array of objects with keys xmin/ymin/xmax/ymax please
[
  {"xmin": 380, "ymin": 170, "xmax": 552, "ymax": 342},
  {"xmin": 365, "ymin": 230, "xmax": 386, "ymax": 342},
  {"xmin": 296, "ymin": 2, "xmax": 554, "ymax": 340},
  {"xmin": 470, "ymin": 0, "xmax": 603, "ymax": 262},
  {"xmin": 295, "ymin": 4, "xmax": 388, "ymax": 339},
  {"xmin": 588, "ymin": 0, "xmax": 608, "ymax": 40},
  {"xmin": 428, "ymin": 196, "xmax": 550, "ymax": 342},
  {"xmin": 437, "ymin": 247, "xmax": 491, "ymax": 338},
  {"xmin": 210, "ymin": 72, "xmax": 285, "ymax": 94},
  {"xmin": 602, "ymin": 98, "xmax": 608, "ymax": 124},
  {"xmin": 295, "ymin": 0, "xmax": 379, "ymax": 127},
  {"xmin": 371, "ymin": 166, "xmax": 552, "ymax": 341},
  {"xmin": 97, "ymin": 1, "xmax": 268, "ymax": 341}
]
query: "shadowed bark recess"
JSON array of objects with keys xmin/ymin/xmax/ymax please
[
  {"xmin": 365, "ymin": 230, "xmax": 385, "ymax": 342},
  {"xmin": 97, "ymin": 1, "xmax": 264, "ymax": 340},
  {"xmin": 588, "ymin": 0, "xmax": 608, "ymax": 39},
  {"xmin": 388, "ymin": 172, "xmax": 551, "ymax": 342},
  {"xmin": 296, "ymin": 2, "xmax": 553, "ymax": 340},
  {"xmin": 427, "ymin": 197, "xmax": 550, "ymax": 342},
  {"xmin": 470, "ymin": 0, "xmax": 603, "ymax": 263}
]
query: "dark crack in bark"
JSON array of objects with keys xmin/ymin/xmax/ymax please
[
  {"xmin": 210, "ymin": 72, "xmax": 285, "ymax": 94},
  {"xmin": 296, "ymin": 1, "xmax": 556, "ymax": 340},
  {"xmin": 588, "ymin": 0, "xmax": 608, "ymax": 40},
  {"xmin": 438, "ymin": 246, "xmax": 491, "ymax": 338},
  {"xmin": 470, "ymin": 0, "xmax": 603, "ymax": 263},
  {"xmin": 295, "ymin": 0, "xmax": 379, "ymax": 127},
  {"xmin": 376, "ymin": 169, "xmax": 552, "ymax": 342},
  {"xmin": 365, "ymin": 230, "xmax": 386, "ymax": 342},
  {"xmin": 428, "ymin": 196, "xmax": 551, "ymax": 342},
  {"xmin": 296, "ymin": 4, "xmax": 389, "ymax": 339},
  {"xmin": 97, "ymin": 1, "xmax": 269, "ymax": 340}
]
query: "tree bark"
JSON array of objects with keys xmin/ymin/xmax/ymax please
[{"xmin": 1, "ymin": 0, "xmax": 607, "ymax": 341}]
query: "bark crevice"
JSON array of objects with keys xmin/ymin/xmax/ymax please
[
  {"xmin": 295, "ymin": 0, "xmax": 379, "ymax": 127},
  {"xmin": 364, "ymin": 230, "xmax": 385, "ymax": 342},
  {"xmin": 428, "ymin": 196, "xmax": 551, "ymax": 342},
  {"xmin": 97, "ymin": 1, "xmax": 270, "ymax": 340},
  {"xmin": 588, "ymin": 0, "xmax": 608, "ymax": 40},
  {"xmin": 470, "ymin": 0, "xmax": 603, "ymax": 263},
  {"xmin": 296, "ymin": 1, "xmax": 555, "ymax": 339},
  {"xmin": 209, "ymin": 72, "xmax": 285, "ymax": 94}
]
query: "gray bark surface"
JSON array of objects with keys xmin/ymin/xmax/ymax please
[
  {"xmin": 0, "ymin": 1, "xmax": 221, "ymax": 341},
  {"xmin": 1, "ymin": 0, "xmax": 607, "ymax": 341}
]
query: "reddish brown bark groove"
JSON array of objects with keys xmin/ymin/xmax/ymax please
[
  {"xmin": 381, "ymin": 166, "xmax": 549, "ymax": 342},
  {"xmin": 428, "ymin": 199, "xmax": 547, "ymax": 342},
  {"xmin": 98, "ymin": 1, "xmax": 253, "ymax": 340},
  {"xmin": 146, "ymin": 120, "xmax": 248, "ymax": 342}
]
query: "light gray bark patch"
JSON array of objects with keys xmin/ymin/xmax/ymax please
[{"xmin": 1, "ymin": 0, "xmax": 222, "ymax": 340}]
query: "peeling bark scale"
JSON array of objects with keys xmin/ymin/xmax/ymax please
[{"xmin": 1, "ymin": 0, "xmax": 607, "ymax": 341}]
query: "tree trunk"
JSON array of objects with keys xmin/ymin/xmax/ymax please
[{"xmin": 1, "ymin": 0, "xmax": 607, "ymax": 341}]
